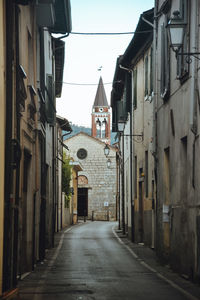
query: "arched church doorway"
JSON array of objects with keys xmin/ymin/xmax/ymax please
[{"xmin": 78, "ymin": 188, "xmax": 88, "ymax": 217}]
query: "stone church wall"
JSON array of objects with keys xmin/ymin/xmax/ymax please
[{"xmin": 65, "ymin": 133, "xmax": 117, "ymax": 221}]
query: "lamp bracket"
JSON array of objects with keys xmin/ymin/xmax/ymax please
[
  {"xmin": 121, "ymin": 133, "xmax": 143, "ymax": 143},
  {"xmin": 122, "ymin": 134, "xmax": 143, "ymax": 137},
  {"xmin": 176, "ymin": 52, "xmax": 200, "ymax": 62}
]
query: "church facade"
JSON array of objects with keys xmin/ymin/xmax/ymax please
[
  {"xmin": 65, "ymin": 132, "xmax": 117, "ymax": 221},
  {"xmin": 64, "ymin": 77, "xmax": 117, "ymax": 221}
]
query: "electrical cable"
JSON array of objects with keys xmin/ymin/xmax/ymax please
[
  {"xmin": 70, "ymin": 30, "xmax": 152, "ymax": 35},
  {"xmin": 58, "ymin": 30, "xmax": 152, "ymax": 39},
  {"xmin": 61, "ymin": 81, "xmax": 113, "ymax": 86}
]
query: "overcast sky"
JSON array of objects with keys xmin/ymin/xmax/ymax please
[{"xmin": 56, "ymin": 0, "xmax": 154, "ymax": 127}]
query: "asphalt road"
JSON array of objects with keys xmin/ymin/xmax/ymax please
[{"xmin": 18, "ymin": 221, "xmax": 197, "ymax": 300}]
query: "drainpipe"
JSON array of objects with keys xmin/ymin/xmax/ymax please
[
  {"xmin": 121, "ymin": 134, "xmax": 125, "ymax": 235},
  {"xmin": 119, "ymin": 64, "xmax": 134, "ymax": 240},
  {"xmin": 3, "ymin": 0, "xmax": 14, "ymax": 292},
  {"xmin": 190, "ymin": 0, "xmax": 199, "ymax": 275},
  {"xmin": 151, "ymin": 0, "xmax": 159, "ymax": 250},
  {"xmin": 32, "ymin": 3, "xmax": 38, "ymax": 270},
  {"xmin": 118, "ymin": 151, "xmax": 121, "ymax": 230},
  {"xmin": 130, "ymin": 70, "xmax": 134, "ymax": 242},
  {"xmin": 189, "ymin": 0, "xmax": 198, "ymax": 136},
  {"xmin": 13, "ymin": 4, "xmax": 21, "ymax": 288},
  {"xmin": 189, "ymin": 0, "xmax": 198, "ymax": 194}
]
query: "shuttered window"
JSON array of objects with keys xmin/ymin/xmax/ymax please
[
  {"xmin": 177, "ymin": 0, "xmax": 189, "ymax": 81},
  {"xmin": 160, "ymin": 19, "xmax": 170, "ymax": 100},
  {"xmin": 133, "ymin": 68, "xmax": 137, "ymax": 109},
  {"xmin": 45, "ymin": 74, "xmax": 56, "ymax": 125},
  {"xmin": 145, "ymin": 55, "xmax": 148, "ymax": 97},
  {"xmin": 150, "ymin": 47, "xmax": 153, "ymax": 95}
]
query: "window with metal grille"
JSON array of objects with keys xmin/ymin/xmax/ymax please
[{"xmin": 45, "ymin": 74, "xmax": 56, "ymax": 125}]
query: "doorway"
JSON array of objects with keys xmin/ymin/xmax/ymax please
[
  {"xmin": 78, "ymin": 188, "xmax": 88, "ymax": 216},
  {"xmin": 139, "ymin": 181, "xmax": 144, "ymax": 243}
]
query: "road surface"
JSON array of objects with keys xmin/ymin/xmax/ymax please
[{"xmin": 18, "ymin": 221, "xmax": 198, "ymax": 300}]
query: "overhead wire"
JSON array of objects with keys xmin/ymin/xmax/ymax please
[
  {"xmin": 61, "ymin": 81, "xmax": 113, "ymax": 86},
  {"xmin": 70, "ymin": 30, "xmax": 152, "ymax": 35},
  {"xmin": 57, "ymin": 30, "xmax": 152, "ymax": 39}
]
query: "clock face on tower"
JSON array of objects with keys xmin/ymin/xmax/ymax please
[{"xmin": 99, "ymin": 107, "xmax": 104, "ymax": 112}]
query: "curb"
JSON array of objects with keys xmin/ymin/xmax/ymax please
[{"xmin": 112, "ymin": 225, "xmax": 200, "ymax": 300}]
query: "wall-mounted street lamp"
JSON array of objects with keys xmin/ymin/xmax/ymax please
[
  {"xmin": 167, "ymin": 10, "xmax": 200, "ymax": 61},
  {"xmin": 104, "ymin": 144, "xmax": 110, "ymax": 157},
  {"xmin": 103, "ymin": 145, "xmax": 113, "ymax": 169},
  {"xmin": 117, "ymin": 119, "xmax": 143, "ymax": 140},
  {"xmin": 107, "ymin": 158, "xmax": 111, "ymax": 169}
]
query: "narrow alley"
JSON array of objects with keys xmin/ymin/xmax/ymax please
[{"xmin": 15, "ymin": 222, "xmax": 200, "ymax": 300}]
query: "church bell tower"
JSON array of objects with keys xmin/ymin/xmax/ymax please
[{"xmin": 91, "ymin": 77, "xmax": 111, "ymax": 144}]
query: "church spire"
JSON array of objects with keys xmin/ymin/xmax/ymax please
[
  {"xmin": 93, "ymin": 77, "xmax": 109, "ymax": 108},
  {"xmin": 91, "ymin": 77, "xmax": 111, "ymax": 144}
]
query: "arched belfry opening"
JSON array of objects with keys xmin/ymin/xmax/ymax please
[{"xmin": 91, "ymin": 77, "xmax": 111, "ymax": 144}]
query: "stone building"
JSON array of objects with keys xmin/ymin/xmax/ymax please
[
  {"xmin": 65, "ymin": 132, "xmax": 117, "ymax": 221},
  {"xmin": 64, "ymin": 77, "xmax": 117, "ymax": 221}
]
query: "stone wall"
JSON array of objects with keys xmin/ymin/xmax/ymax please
[{"xmin": 65, "ymin": 133, "xmax": 117, "ymax": 221}]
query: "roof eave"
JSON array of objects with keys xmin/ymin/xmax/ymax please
[
  {"xmin": 56, "ymin": 115, "xmax": 72, "ymax": 132},
  {"xmin": 121, "ymin": 8, "xmax": 154, "ymax": 67},
  {"xmin": 50, "ymin": 0, "xmax": 72, "ymax": 34}
]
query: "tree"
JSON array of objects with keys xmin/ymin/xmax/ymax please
[{"xmin": 62, "ymin": 152, "xmax": 72, "ymax": 207}]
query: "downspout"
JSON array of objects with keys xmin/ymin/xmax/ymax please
[
  {"xmin": 13, "ymin": 4, "xmax": 21, "ymax": 287},
  {"xmin": 152, "ymin": 0, "xmax": 159, "ymax": 249},
  {"xmin": 130, "ymin": 70, "xmax": 134, "ymax": 242},
  {"xmin": 190, "ymin": 0, "xmax": 198, "ymax": 136},
  {"xmin": 118, "ymin": 151, "xmax": 121, "ymax": 230},
  {"xmin": 119, "ymin": 64, "xmax": 134, "ymax": 241},
  {"xmin": 3, "ymin": 0, "xmax": 14, "ymax": 292},
  {"xmin": 33, "ymin": 4, "xmax": 38, "ymax": 270},
  {"xmin": 121, "ymin": 134, "xmax": 125, "ymax": 235},
  {"xmin": 190, "ymin": 0, "xmax": 199, "ymax": 276},
  {"xmin": 52, "ymin": 39, "xmax": 57, "ymax": 243}
]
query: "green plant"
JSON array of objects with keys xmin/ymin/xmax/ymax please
[{"xmin": 62, "ymin": 152, "xmax": 72, "ymax": 199}]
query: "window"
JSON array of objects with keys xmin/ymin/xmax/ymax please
[
  {"xmin": 18, "ymin": 65, "xmax": 27, "ymax": 112},
  {"xmin": 145, "ymin": 151, "xmax": 148, "ymax": 197},
  {"xmin": 45, "ymin": 74, "xmax": 56, "ymax": 125},
  {"xmin": 160, "ymin": 17, "xmax": 170, "ymax": 100},
  {"xmin": 145, "ymin": 55, "xmax": 148, "ymax": 97},
  {"xmin": 28, "ymin": 85, "xmax": 36, "ymax": 122},
  {"xmin": 101, "ymin": 119, "xmax": 106, "ymax": 138},
  {"xmin": 134, "ymin": 156, "xmax": 137, "ymax": 198},
  {"xmin": 164, "ymin": 147, "xmax": 170, "ymax": 204},
  {"xmin": 28, "ymin": 31, "xmax": 34, "ymax": 85},
  {"xmin": 77, "ymin": 148, "xmax": 87, "ymax": 160},
  {"xmin": 180, "ymin": 137, "xmax": 187, "ymax": 202},
  {"xmin": 96, "ymin": 119, "xmax": 101, "ymax": 138},
  {"xmin": 133, "ymin": 68, "xmax": 137, "ymax": 109},
  {"xmin": 177, "ymin": 0, "xmax": 189, "ymax": 81},
  {"xmin": 150, "ymin": 47, "xmax": 153, "ymax": 96}
]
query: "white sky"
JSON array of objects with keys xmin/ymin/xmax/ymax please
[{"xmin": 56, "ymin": 0, "xmax": 154, "ymax": 127}]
